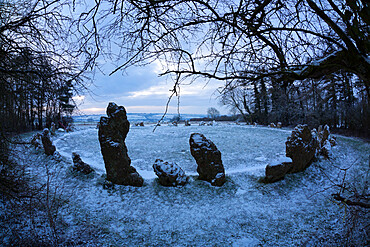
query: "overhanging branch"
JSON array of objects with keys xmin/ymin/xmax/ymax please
[{"xmin": 332, "ymin": 193, "xmax": 370, "ymax": 209}]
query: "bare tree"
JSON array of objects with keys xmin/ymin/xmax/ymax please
[
  {"xmin": 77, "ymin": 0, "xmax": 369, "ymax": 93},
  {"xmin": 0, "ymin": 0, "xmax": 90, "ymax": 131},
  {"xmin": 207, "ymin": 107, "xmax": 220, "ymax": 119},
  {"xmin": 220, "ymin": 86, "xmax": 253, "ymax": 122}
]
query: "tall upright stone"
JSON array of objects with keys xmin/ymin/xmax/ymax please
[
  {"xmin": 189, "ymin": 133, "xmax": 226, "ymax": 186},
  {"xmin": 98, "ymin": 103, "xmax": 143, "ymax": 186},
  {"xmin": 41, "ymin": 128, "xmax": 56, "ymax": 155},
  {"xmin": 286, "ymin": 125, "xmax": 319, "ymax": 173}
]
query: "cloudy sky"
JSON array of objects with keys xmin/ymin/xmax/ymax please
[{"xmin": 74, "ymin": 60, "xmax": 229, "ymax": 116}]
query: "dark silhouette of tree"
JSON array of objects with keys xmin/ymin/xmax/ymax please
[
  {"xmin": 79, "ymin": 0, "xmax": 368, "ymax": 86},
  {"xmin": 0, "ymin": 0, "xmax": 89, "ymax": 132},
  {"xmin": 78, "ymin": 0, "xmax": 369, "ymax": 134},
  {"xmin": 207, "ymin": 107, "xmax": 220, "ymax": 120}
]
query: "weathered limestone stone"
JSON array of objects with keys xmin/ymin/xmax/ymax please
[
  {"xmin": 50, "ymin": 122, "xmax": 56, "ymax": 135},
  {"xmin": 72, "ymin": 152, "xmax": 94, "ymax": 174},
  {"xmin": 153, "ymin": 159, "xmax": 188, "ymax": 186},
  {"xmin": 264, "ymin": 157, "xmax": 293, "ymax": 183},
  {"xmin": 41, "ymin": 128, "xmax": 56, "ymax": 155},
  {"xmin": 98, "ymin": 102, "xmax": 143, "ymax": 186},
  {"xmin": 286, "ymin": 125, "xmax": 319, "ymax": 173},
  {"xmin": 30, "ymin": 133, "xmax": 42, "ymax": 149},
  {"xmin": 189, "ymin": 133, "xmax": 226, "ymax": 186},
  {"xmin": 320, "ymin": 140, "xmax": 333, "ymax": 159},
  {"xmin": 316, "ymin": 125, "xmax": 337, "ymax": 159}
]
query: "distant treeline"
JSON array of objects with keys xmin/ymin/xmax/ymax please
[
  {"xmin": 189, "ymin": 116, "xmax": 238, "ymax": 122},
  {"xmin": 220, "ymin": 72, "xmax": 369, "ymax": 137}
]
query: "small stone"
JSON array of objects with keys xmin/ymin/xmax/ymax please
[
  {"xmin": 30, "ymin": 133, "xmax": 42, "ymax": 149},
  {"xmin": 264, "ymin": 157, "xmax": 293, "ymax": 183},
  {"xmin": 53, "ymin": 151, "xmax": 62, "ymax": 162},
  {"xmin": 153, "ymin": 159, "xmax": 188, "ymax": 186},
  {"xmin": 50, "ymin": 122, "xmax": 56, "ymax": 135},
  {"xmin": 320, "ymin": 140, "xmax": 332, "ymax": 159},
  {"xmin": 72, "ymin": 152, "xmax": 94, "ymax": 174}
]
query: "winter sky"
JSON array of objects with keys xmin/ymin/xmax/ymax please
[{"xmin": 73, "ymin": 60, "xmax": 228, "ymax": 116}]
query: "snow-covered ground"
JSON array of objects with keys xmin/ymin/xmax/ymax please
[
  {"xmin": 55, "ymin": 124, "xmax": 292, "ymax": 178},
  {"xmin": 8, "ymin": 123, "xmax": 370, "ymax": 246}
]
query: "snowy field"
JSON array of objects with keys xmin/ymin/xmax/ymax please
[
  {"xmin": 12, "ymin": 123, "xmax": 370, "ymax": 246},
  {"xmin": 55, "ymin": 124, "xmax": 292, "ymax": 178}
]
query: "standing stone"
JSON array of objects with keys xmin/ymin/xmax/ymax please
[
  {"xmin": 286, "ymin": 125, "xmax": 319, "ymax": 173},
  {"xmin": 153, "ymin": 159, "xmax": 188, "ymax": 186},
  {"xmin": 50, "ymin": 122, "xmax": 56, "ymax": 135},
  {"xmin": 264, "ymin": 157, "xmax": 293, "ymax": 183},
  {"xmin": 98, "ymin": 103, "xmax": 143, "ymax": 186},
  {"xmin": 72, "ymin": 152, "xmax": 94, "ymax": 174},
  {"xmin": 317, "ymin": 125, "xmax": 330, "ymax": 147},
  {"xmin": 316, "ymin": 125, "xmax": 336, "ymax": 159},
  {"xmin": 189, "ymin": 133, "xmax": 226, "ymax": 186},
  {"xmin": 41, "ymin": 128, "xmax": 56, "ymax": 155}
]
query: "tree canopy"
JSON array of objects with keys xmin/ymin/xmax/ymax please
[
  {"xmin": 0, "ymin": 0, "xmax": 89, "ymax": 131},
  {"xmin": 79, "ymin": 0, "xmax": 369, "ymax": 90}
]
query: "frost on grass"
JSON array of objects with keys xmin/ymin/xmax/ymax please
[{"xmin": 15, "ymin": 123, "xmax": 368, "ymax": 246}]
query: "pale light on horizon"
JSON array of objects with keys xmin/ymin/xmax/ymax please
[
  {"xmin": 82, "ymin": 107, "xmax": 106, "ymax": 114},
  {"xmin": 78, "ymin": 104, "xmax": 226, "ymax": 115}
]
